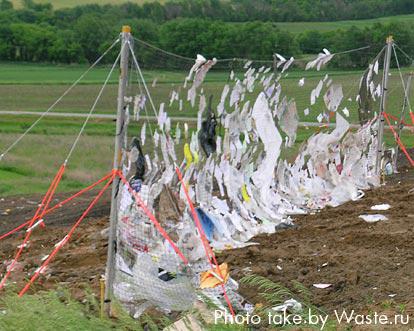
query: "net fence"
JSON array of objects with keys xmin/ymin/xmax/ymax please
[{"xmin": 109, "ymin": 36, "xmax": 413, "ymax": 318}]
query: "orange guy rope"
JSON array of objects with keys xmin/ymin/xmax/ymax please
[
  {"xmin": 175, "ymin": 166, "xmax": 235, "ymax": 316},
  {"xmin": 0, "ymin": 171, "xmax": 113, "ymax": 241},
  {"xmin": 0, "ymin": 164, "xmax": 65, "ymax": 289},
  {"xmin": 19, "ymin": 172, "xmax": 115, "ymax": 296},
  {"xmin": 384, "ymin": 113, "xmax": 414, "ymax": 167},
  {"xmin": 117, "ymin": 172, "xmax": 189, "ymax": 265}
]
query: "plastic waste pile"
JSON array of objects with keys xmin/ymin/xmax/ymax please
[{"xmin": 112, "ymin": 52, "xmax": 381, "ymax": 316}]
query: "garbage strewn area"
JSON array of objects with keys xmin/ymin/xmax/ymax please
[
  {"xmin": 0, "ymin": 167, "xmax": 413, "ymax": 319},
  {"xmin": 220, "ymin": 169, "xmax": 414, "ymax": 316}
]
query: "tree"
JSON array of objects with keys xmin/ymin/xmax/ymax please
[
  {"xmin": 49, "ymin": 30, "xmax": 85, "ymax": 63},
  {"xmin": 74, "ymin": 13, "xmax": 113, "ymax": 63},
  {"xmin": 10, "ymin": 23, "xmax": 55, "ymax": 61},
  {"xmin": 0, "ymin": 0, "xmax": 12, "ymax": 11},
  {"xmin": 298, "ymin": 31, "xmax": 327, "ymax": 54},
  {"xmin": 0, "ymin": 24, "xmax": 13, "ymax": 60}
]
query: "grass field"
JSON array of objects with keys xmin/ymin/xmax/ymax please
[
  {"xmin": 0, "ymin": 63, "xmax": 412, "ymax": 123},
  {"xmin": 276, "ymin": 14, "xmax": 414, "ymax": 34},
  {"xmin": 1, "ymin": 114, "xmax": 412, "ymax": 196},
  {"xmin": 1, "ymin": 62, "xmax": 413, "ymax": 196},
  {"xmin": 0, "ymin": 115, "xmax": 314, "ymax": 195}
]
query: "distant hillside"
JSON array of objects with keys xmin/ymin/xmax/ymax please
[
  {"xmin": 11, "ymin": 0, "xmax": 155, "ymax": 9},
  {"xmin": 9, "ymin": 0, "xmax": 414, "ymax": 23},
  {"xmin": 277, "ymin": 13, "xmax": 414, "ymax": 34}
]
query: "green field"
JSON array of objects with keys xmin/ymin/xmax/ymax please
[
  {"xmin": 1, "ymin": 115, "xmax": 411, "ymax": 196},
  {"xmin": 0, "ymin": 63, "xmax": 412, "ymax": 123},
  {"xmin": 275, "ymin": 14, "xmax": 414, "ymax": 34},
  {"xmin": 1, "ymin": 62, "xmax": 413, "ymax": 196}
]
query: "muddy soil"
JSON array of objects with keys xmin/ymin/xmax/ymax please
[
  {"xmin": 0, "ymin": 190, "xmax": 111, "ymax": 234},
  {"xmin": 220, "ymin": 171, "xmax": 414, "ymax": 321},
  {"xmin": 0, "ymin": 189, "xmax": 111, "ymax": 297}
]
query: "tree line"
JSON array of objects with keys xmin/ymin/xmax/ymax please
[
  {"xmin": 0, "ymin": 0, "xmax": 413, "ymax": 68},
  {"xmin": 3, "ymin": 0, "xmax": 414, "ymax": 23}
]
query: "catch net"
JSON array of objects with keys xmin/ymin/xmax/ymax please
[{"xmin": 109, "ymin": 36, "xmax": 413, "ymax": 318}]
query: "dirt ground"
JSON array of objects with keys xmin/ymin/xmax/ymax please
[
  {"xmin": 220, "ymin": 167, "xmax": 414, "ymax": 323},
  {"xmin": 0, "ymin": 167, "xmax": 413, "ymax": 328},
  {"xmin": 0, "ymin": 190, "xmax": 111, "ymax": 297}
]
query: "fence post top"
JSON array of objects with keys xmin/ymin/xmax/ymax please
[{"xmin": 122, "ymin": 25, "xmax": 131, "ymax": 33}]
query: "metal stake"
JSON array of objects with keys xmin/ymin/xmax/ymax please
[{"xmin": 375, "ymin": 35, "xmax": 393, "ymax": 175}]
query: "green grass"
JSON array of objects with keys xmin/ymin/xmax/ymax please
[
  {"xmin": 0, "ymin": 288, "xmax": 143, "ymax": 330},
  {"xmin": 237, "ymin": 274, "xmax": 338, "ymax": 330},
  {"xmin": 0, "ymin": 63, "xmax": 227, "ymax": 85},
  {"xmin": 274, "ymin": 14, "xmax": 414, "ymax": 34},
  {"xmin": 0, "ymin": 63, "xmax": 413, "ymax": 124},
  {"xmin": 1, "ymin": 114, "xmax": 412, "ymax": 196},
  {"xmin": 0, "ymin": 115, "xmax": 191, "ymax": 195}
]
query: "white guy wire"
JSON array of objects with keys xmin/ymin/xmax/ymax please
[
  {"xmin": 392, "ymin": 44, "xmax": 412, "ymax": 115},
  {"xmin": 394, "ymin": 44, "xmax": 414, "ymax": 64},
  {"xmin": 133, "ymin": 37, "xmax": 195, "ymax": 62},
  {"xmin": 64, "ymin": 47, "xmax": 122, "ymax": 164},
  {"xmin": 128, "ymin": 40, "xmax": 159, "ymax": 119},
  {"xmin": 133, "ymin": 68, "xmax": 155, "ymax": 137},
  {"xmin": 0, "ymin": 38, "xmax": 120, "ymax": 162},
  {"xmin": 132, "ymin": 36, "xmax": 372, "ymax": 65}
]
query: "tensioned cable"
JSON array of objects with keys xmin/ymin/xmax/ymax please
[
  {"xmin": 128, "ymin": 37, "xmax": 155, "ymax": 137},
  {"xmin": 334, "ymin": 45, "xmax": 372, "ymax": 56},
  {"xmin": 130, "ymin": 37, "xmax": 376, "ymax": 130},
  {"xmin": 394, "ymin": 44, "xmax": 414, "ymax": 63},
  {"xmin": 131, "ymin": 38, "xmax": 379, "ymax": 129},
  {"xmin": 128, "ymin": 40, "xmax": 159, "ymax": 120},
  {"xmin": 392, "ymin": 44, "xmax": 413, "ymax": 116},
  {"xmin": 294, "ymin": 46, "xmax": 385, "ymax": 106},
  {"xmin": 64, "ymin": 47, "xmax": 122, "ymax": 164},
  {"xmin": 358, "ymin": 45, "xmax": 386, "ymax": 86},
  {"xmin": 133, "ymin": 37, "xmax": 195, "ymax": 62},
  {"xmin": 286, "ymin": 45, "xmax": 385, "ymax": 127},
  {"xmin": 0, "ymin": 37, "xmax": 120, "ymax": 162},
  {"xmin": 216, "ymin": 57, "xmax": 273, "ymax": 64},
  {"xmin": 334, "ymin": 46, "xmax": 386, "ymax": 124},
  {"xmin": 132, "ymin": 36, "xmax": 372, "ymax": 65},
  {"xmin": 217, "ymin": 45, "xmax": 373, "ymax": 64},
  {"xmin": 133, "ymin": 67, "xmax": 155, "ymax": 137}
]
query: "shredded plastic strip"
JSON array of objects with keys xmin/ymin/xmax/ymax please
[
  {"xmin": 175, "ymin": 166, "xmax": 235, "ymax": 316},
  {"xmin": 18, "ymin": 172, "xmax": 115, "ymax": 296},
  {"xmin": 0, "ymin": 164, "xmax": 65, "ymax": 289},
  {"xmin": 117, "ymin": 172, "xmax": 189, "ymax": 265},
  {"xmin": 384, "ymin": 112, "xmax": 414, "ymax": 167},
  {"xmin": 0, "ymin": 171, "xmax": 114, "ymax": 241}
]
